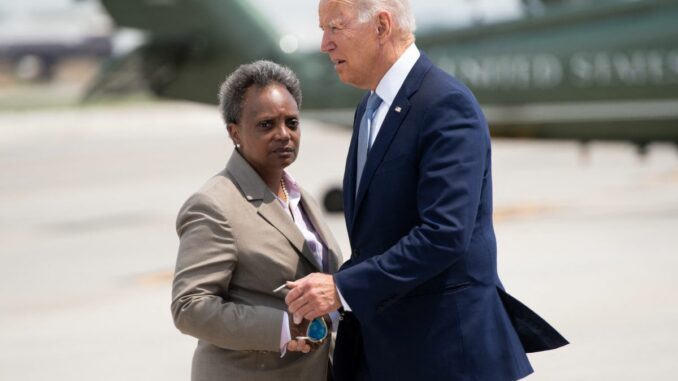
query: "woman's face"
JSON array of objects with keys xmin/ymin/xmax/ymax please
[{"xmin": 229, "ymin": 83, "xmax": 301, "ymax": 177}]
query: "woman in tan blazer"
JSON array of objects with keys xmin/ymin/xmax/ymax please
[{"xmin": 171, "ymin": 61, "xmax": 342, "ymax": 381}]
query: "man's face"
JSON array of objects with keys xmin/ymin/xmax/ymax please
[{"xmin": 319, "ymin": 0, "xmax": 380, "ymax": 89}]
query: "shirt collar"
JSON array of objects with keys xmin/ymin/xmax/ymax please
[
  {"xmin": 282, "ymin": 171, "xmax": 301, "ymax": 208},
  {"xmin": 374, "ymin": 43, "xmax": 420, "ymax": 107}
]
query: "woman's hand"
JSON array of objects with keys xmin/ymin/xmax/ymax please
[
  {"xmin": 285, "ymin": 313, "xmax": 320, "ymax": 353},
  {"xmin": 286, "ymin": 338, "xmax": 311, "ymax": 353}
]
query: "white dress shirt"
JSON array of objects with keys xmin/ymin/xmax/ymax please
[
  {"xmin": 370, "ymin": 43, "xmax": 421, "ymax": 147},
  {"xmin": 277, "ymin": 172, "xmax": 338, "ymax": 355}
]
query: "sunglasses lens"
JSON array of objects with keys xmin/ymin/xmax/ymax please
[{"xmin": 307, "ymin": 317, "xmax": 328, "ymax": 342}]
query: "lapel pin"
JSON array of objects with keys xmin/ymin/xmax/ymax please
[{"xmin": 394, "ymin": 106, "xmax": 402, "ymax": 113}]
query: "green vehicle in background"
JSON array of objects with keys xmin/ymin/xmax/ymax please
[{"xmin": 89, "ymin": 0, "xmax": 678, "ymax": 147}]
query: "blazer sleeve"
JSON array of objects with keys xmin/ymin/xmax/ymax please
[
  {"xmin": 171, "ymin": 192, "xmax": 283, "ymax": 352},
  {"xmin": 334, "ymin": 90, "xmax": 489, "ymax": 323}
]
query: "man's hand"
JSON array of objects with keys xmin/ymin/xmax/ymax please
[{"xmin": 285, "ymin": 273, "xmax": 342, "ymax": 323}]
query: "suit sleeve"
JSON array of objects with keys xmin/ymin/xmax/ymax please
[
  {"xmin": 334, "ymin": 90, "xmax": 489, "ymax": 323},
  {"xmin": 171, "ymin": 193, "xmax": 283, "ymax": 351}
]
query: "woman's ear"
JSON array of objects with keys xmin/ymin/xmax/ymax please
[{"xmin": 227, "ymin": 123, "xmax": 241, "ymax": 147}]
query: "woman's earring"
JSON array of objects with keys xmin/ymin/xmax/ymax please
[{"xmin": 235, "ymin": 143, "xmax": 241, "ymax": 149}]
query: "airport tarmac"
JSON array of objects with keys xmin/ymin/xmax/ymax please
[{"xmin": 1, "ymin": 101, "xmax": 677, "ymax": 380}]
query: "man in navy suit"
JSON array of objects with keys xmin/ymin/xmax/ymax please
[{"xmin": 286, "ymin": 1, "xmax": 568, "ymax": 380}]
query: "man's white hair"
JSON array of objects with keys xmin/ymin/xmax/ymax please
[{"xmin": 356, "ymin": 0, "xmax": 416, "ymax": 34}]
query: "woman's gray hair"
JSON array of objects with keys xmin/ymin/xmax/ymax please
[
  {"xmin": 218, "ymin": 60, "xmax": 302, "ymax": 124},
  {"xmin": 356, "ymin": 0, "xmax": 416, "ymax": 34}
]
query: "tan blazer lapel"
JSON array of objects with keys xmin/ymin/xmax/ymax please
[
  {"xmin": 256, "ymin": 200, "xmax": 307, "ymax": 257},
  {"xmin": 226, "ymin": 151, "xmax": 320, "ymax": 271}
]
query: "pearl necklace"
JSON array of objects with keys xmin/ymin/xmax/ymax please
[{"xmin": 280, "ymin": 177, "xmax": 289, "ymax": 203}]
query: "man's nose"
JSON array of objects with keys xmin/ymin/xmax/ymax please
[{"xmin": 320, "ymin": 31, "xmax": 334, "ymax": 53}]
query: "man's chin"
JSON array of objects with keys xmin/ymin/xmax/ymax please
[
  {"xmin": 337, "ymin": 73, "xmax": 362, "ymax": 88},
  {"xmin": 335, "ymin": 70, "xmax": 371, "ymax": 89},
  {"xmin": 335, "ymin": 67, "xmax": 352, "ymax": 84},
  {"xmin": 335, "ymin": 70, "xmax": 348, "ymax": 83}
]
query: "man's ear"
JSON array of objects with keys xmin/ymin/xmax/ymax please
[{"xmin": 376, "ymin": 11, "xmax": 392, "ymax": 40}]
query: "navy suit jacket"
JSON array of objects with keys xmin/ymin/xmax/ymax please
[{"xmin": 333, "ymin": 54, "xmax": 567, "ymax": 381}]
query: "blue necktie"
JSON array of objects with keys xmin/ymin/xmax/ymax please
[{"xmin": 356, "ymin": 92, "xmax": 382, "ymax": 198}]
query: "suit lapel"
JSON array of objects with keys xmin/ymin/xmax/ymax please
[
  {"xmin": 343, "ymin": 98, "xmax": 367, "ymax": 236},
  {"xmin": 256, "ymin": 201, "xmax": 312, "ymax": 263},
  {"xmin": 226, "ymin": 151, "xmax": 318, "ymax": 271},
  {"xmin": 352, "ymin": 99, "xmax": 411, "ymax": 228},
  {"xmin": 350, "ymin": 55, "xmax": 433, "ymax": 232}
]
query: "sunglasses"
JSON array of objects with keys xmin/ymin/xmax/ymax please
[{"xmin": 295, "ymin": 317, "xmax": 329, "ymax": 343}]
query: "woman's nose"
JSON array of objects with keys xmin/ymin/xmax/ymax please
[{"xmin": 275, "ymin": 123, "xmax": 291, "ymax": 140}]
